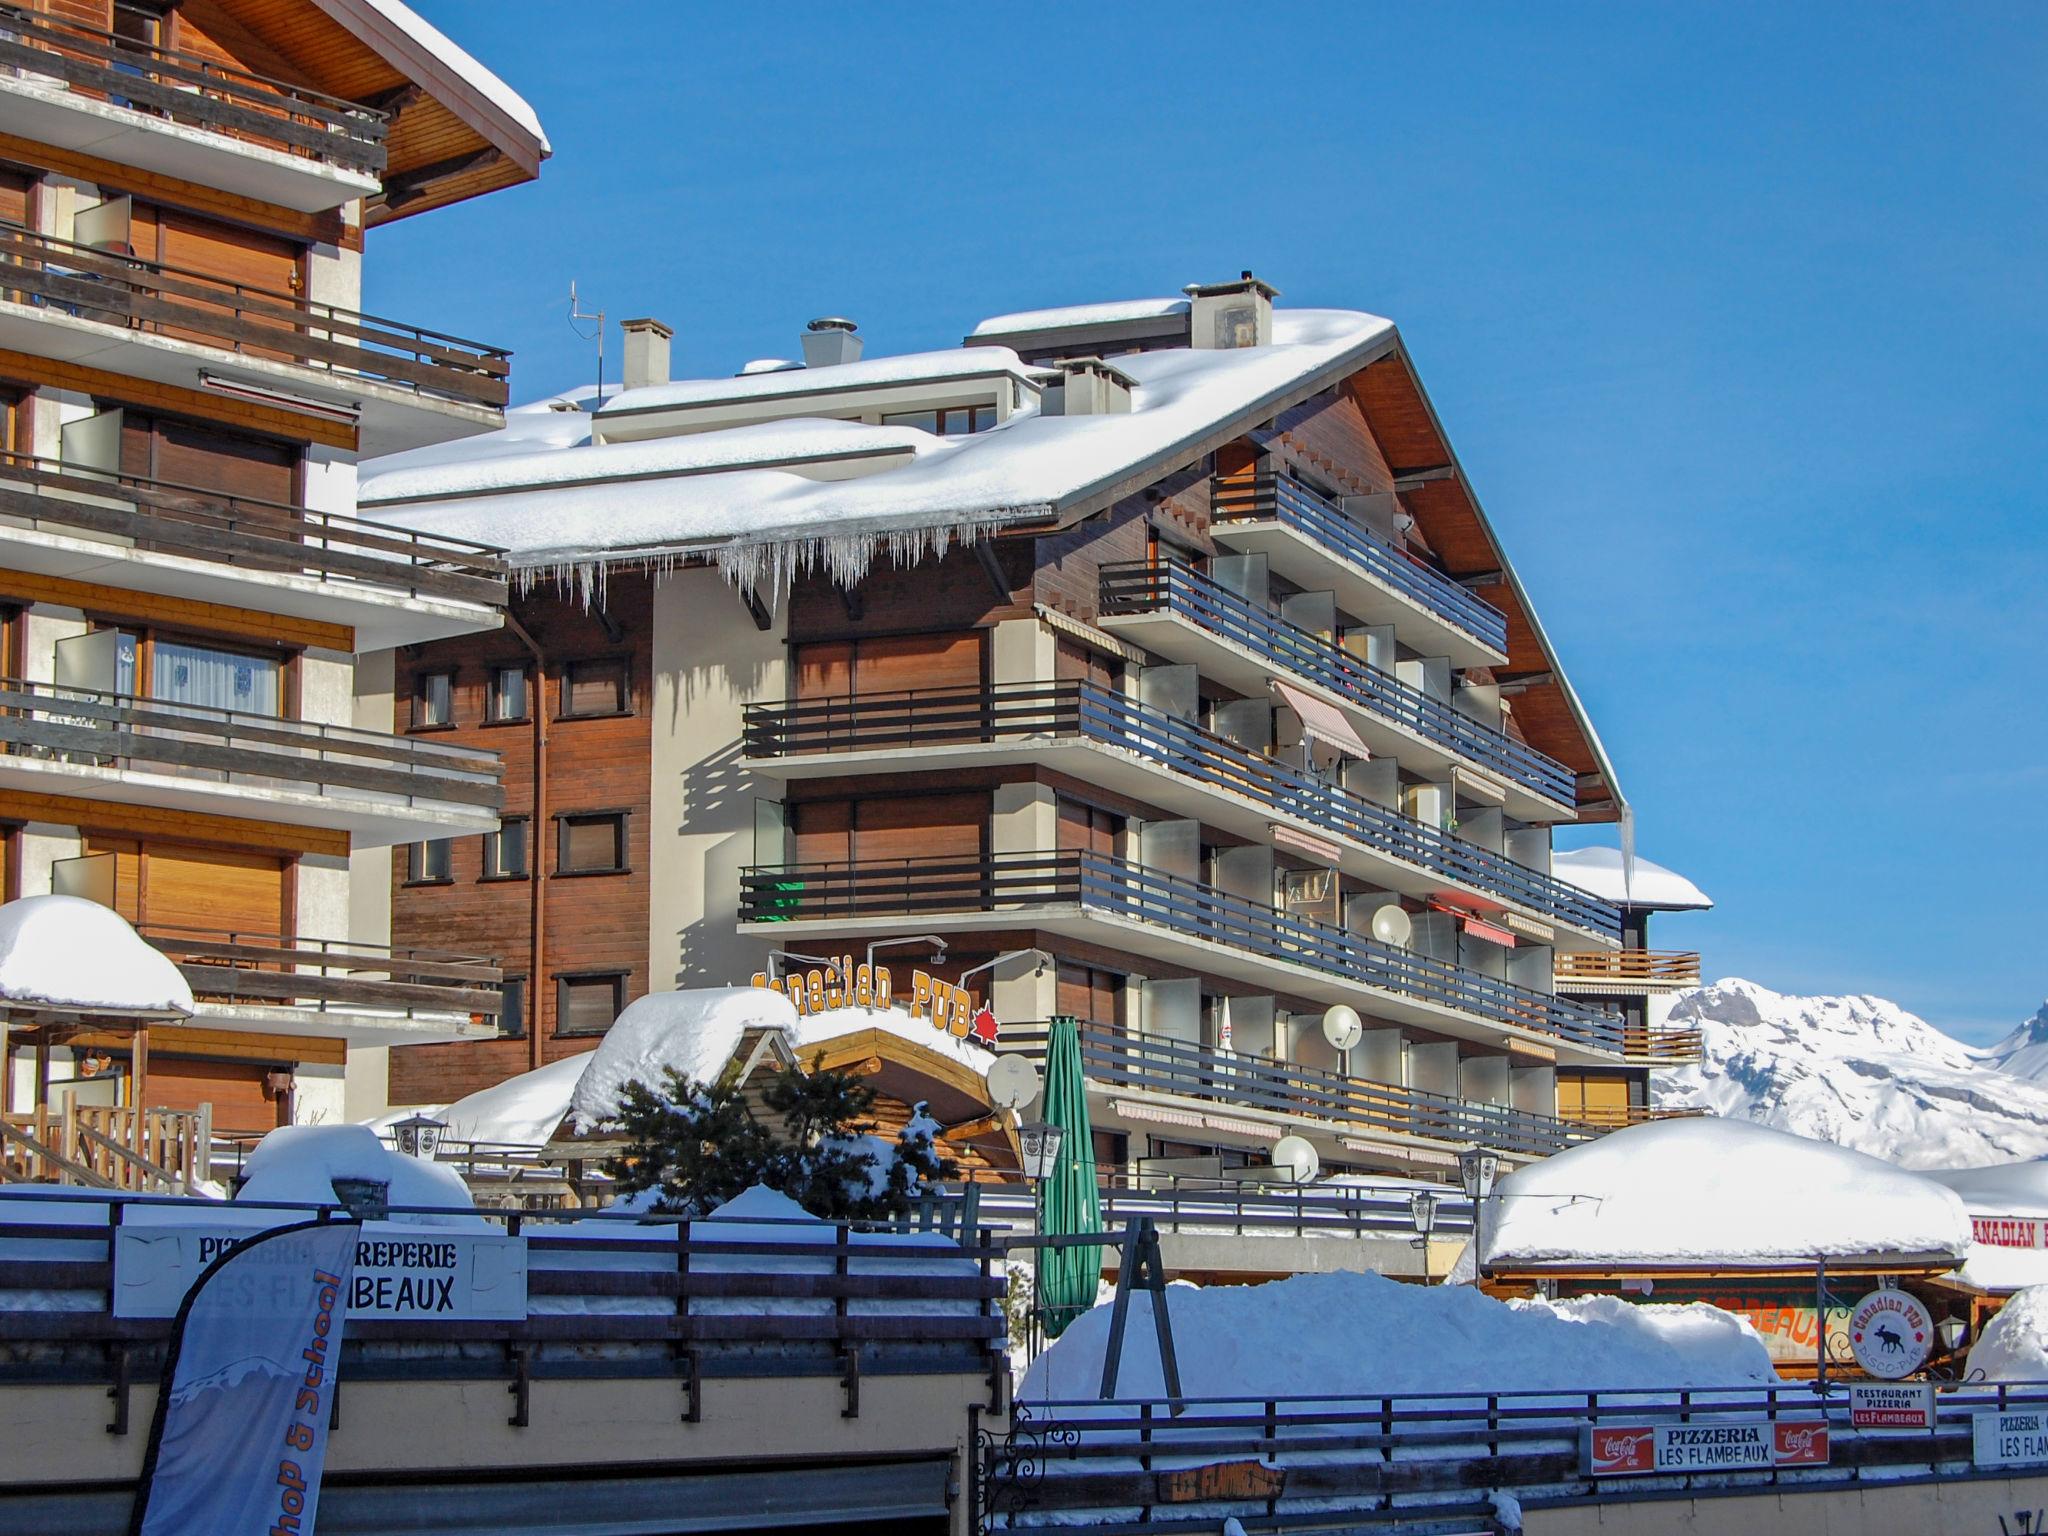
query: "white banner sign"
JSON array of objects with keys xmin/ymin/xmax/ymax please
[
  {"xmin": 1976, "ymin": 1410, "xmax": 2048, "ymax": 1468},
  {"xmin": 115, "ymin": 1223, "xmax": 527, "ymax": 1320},
  {"xmin": 1850, "ymin": 1382, "xmax": 1936, "ymax": 1430}
]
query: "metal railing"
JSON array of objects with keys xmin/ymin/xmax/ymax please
[
  {"xmin": 0, "ymin": 676, "xmax": 503, "ymax": 811},
  {"xmin": 0, "ymin": 453, "xmax": 507, "ymax": 606},
  {"xmin": 141, "ymin": 924, "xmax": 500, "ymax": 1021},
  {"xmin": 740, "ymin": 849, "xmax": 1627, "ymax": 1054},
  {"xmin": 1101, "ymin": 558, "xmax": 1576, "ymax": 806},
  {"xmin": 0, "ymin": 222, "xmax": 510, "ymax": 408},
  {"xmin": 1004, "ymin": 1022, "xmax": 1611, "ymax": 1158},
  {"xmin": 1556, "ymin": 949, "xmax": 1703, "ymax": 986},
  {"xmin": 1213, "ymin": 471, "xmax": 1510, "ymax": 653},
  {"xmin": 743, "ymin": 681, "xmax": 1621, "ymax": 941},
  {"xmin": 0, "ymin": 3, "xmax": 387, "ymax": 174},
  {"xmin": 968, "ymin": 1172, "xmax": 1478, "ymax": 1241}
]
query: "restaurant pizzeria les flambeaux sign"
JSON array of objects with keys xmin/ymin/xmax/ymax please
[{"xmin": 1583, "ymin": 1421, "xmax": 1829, "ymax": 1476}]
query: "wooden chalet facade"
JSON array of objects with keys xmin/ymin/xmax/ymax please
[
  {"xmin": 372, "ymin": 284, "xmax": 1700, "ymax": 1183},
  {"xmin": 0, "ymin": 0, "xmax": 545, "ymax": 1168}
]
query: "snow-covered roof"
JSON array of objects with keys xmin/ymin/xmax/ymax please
[
  {"xmin": 0, "ymin": 896, "xmax": 193, "ymax": 1017},
  {"xmin": 791, "ymin": 1003, "xmax": 996, "ymax": 1075},
  {"xmin": 362, "ymin": 308, "xmax": 1394, "ymax": 593},
  {"xmin": 1552, "ymin": 847, "xmax": 1712, "ymax": 911},
  {"xmin": 1482, "ymin": 1118, "xmax": 1971, "ymax": 1270},
  {"xmin": 594, "ymin": 347, "xmax": 1044, "ymax": 419},
  {"xmin": 439, "ymin": 1051, "xmax": 591, "ymax": 1148},
  {"xmin": 353, "ymin": 0, "xmax": 550, "ymax": 154},
  {"xmin": 569, "ymin": 987, "xmax": 797, "ymax": 1131},
  {"xmin": 1923, "ymin": 1161, "xmax": 2048, "ymax": 1219},
  {"xmin": 968, "ymin": 297, "xmax": 1190, "ymax": 338}
]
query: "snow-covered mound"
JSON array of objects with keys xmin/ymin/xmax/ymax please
[
  {"xmin": 236, "ymin": 1125, "xmax": 481, "ymax": 1225},
  {"xmin": 569, "ymin": 987, "xmax": 797, "ymax": 1130},
  {"xmin": 1483, "ymin": 1118, "xmax": 1970, "ymax": 1269},
  {"xmin": 0, "ymin": 895, "xmax": 194, "ymax": 1015},
  {"xmin": 1923, "ymin": 1160, "xmax": 2048, "ymax": 1218},
  {"xmin": 1968, "ymin": 1286, "xmax": 2048, "ymax": 1381},
  {"xmin": 441, "ymin": 1051, "xmax": 590, "ymax": 1147},
  {"xmin": 1656, "ymin": 979, "xmax": 2048, "ymax": 1168},
  {"xmin": 1020, "ymin": 1271, "xmax": 1778, "ymax": 1402},
  {"xmin": 1986, "ymin": 1003, "xmax": 2048, "ymax": 1082}
]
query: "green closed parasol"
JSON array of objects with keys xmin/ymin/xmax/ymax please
[{"xmin": 1036, "ymin": 1013, "xmax": 1101, "ymax": 1339}]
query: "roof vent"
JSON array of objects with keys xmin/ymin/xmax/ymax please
[
  {"xmin": 801, "ymin": 317, "xmax": 863, "ymax": 368},
  {"xmin": 1041, "ymin": 356, "xmax": 1136, "ymax": 418},
  {"xmin": 620, "ymin": 317, "xmax": 673, "ymax": 391},
  {"xmin": 738, "ymin": 357, "xmax": 804, "ymax": 376},
  {"xmin": 1183, "ymin": 272, "xmax": 1277, "ymax": 350}
]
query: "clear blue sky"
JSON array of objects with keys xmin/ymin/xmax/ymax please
[{"xmin": 377, "ymin": 3, "xmax": 2046, "ymax": 1042}]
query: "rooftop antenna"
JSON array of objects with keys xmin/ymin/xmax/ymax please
[{"xmin": 568, "ymin": 280, "xmax": 605, "ymax": 401}]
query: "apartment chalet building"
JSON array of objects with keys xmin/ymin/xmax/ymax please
[
  {"xmin": 367, "ymin": 280, "xmax": 1701, "ymax": 1181},
  {"xmin": 0, "ymin": 0, "xmax": 545, "ymax": 1153}
]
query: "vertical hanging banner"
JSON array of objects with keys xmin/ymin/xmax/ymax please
[{"xmin": 128, "ymin": 1218, "xmax": 360, "ymax": 1536}]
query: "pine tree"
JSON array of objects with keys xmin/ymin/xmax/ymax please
[{"xmin": 603, "ymin": 1062, "xmax": 957, "ymax": 1220}]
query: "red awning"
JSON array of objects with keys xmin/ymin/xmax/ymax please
[{"xmin": 1269, "ymin": 678, "xmax": 1371, "ymax": 760}]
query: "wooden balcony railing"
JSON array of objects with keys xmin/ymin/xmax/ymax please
[
  {"xmin": 0, "ymin": 676, "xmax": 503, "ymax": 813},
  {"xmin": 741, "ymin": 849, "xmax": 1629, "ymax": 1055},
  {"xmin": 1555, "ymin": 950, "xmax": 1703, "ymax": 986},
  {"xmin": 1620, "ymin": 1022, "xmax": 1705, "ymax": 1065},
  {"xmin": 0, "ymin": 453, "xmax": 507, "ymax": 606},
  {"xmin": 743, "ymin": 681, "xmax": 1623, "ymax": 941},
  {"xmin": 1212, "ymin": 471, "xmax": 1510, "ymax": 653},
  {"xmin": 0, "ymin": 223, "xmax": 510, "ymax": 408},
  {"xmin": 1, "ymin": 1102, "xmax": 207, "ymax": 1192},
  {"xmin": 1100, "ymin": 558, "xmax": 1577, "ymax": 806},
  {"xmin": 142, "ymin": 925, "xmax": 500, "ymax": 1022},
  {"xmin": 0, "ymin": 2, "xmax": 387, "ymax": 174}
]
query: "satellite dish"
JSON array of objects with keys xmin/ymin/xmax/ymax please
[
  {"xmin": 983, "ymin": 1053, "xmax": 1042, "ymax": 1113},
  {"xmin": 1272, "ymin": 1135, "xmax": 1321, "ymax": 1185},
  {"xmin": 1370, "ymin": 905, "xmax": 1414, "ymax": 947},
  {"xmin": 1321, "ymin": 1004, "xmax": 1363, "ymax": 1053}
]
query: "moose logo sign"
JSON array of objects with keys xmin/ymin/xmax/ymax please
[{"xmin": 1848, "ymin": 1287, "xmax": 1933, "ymax": 1379}]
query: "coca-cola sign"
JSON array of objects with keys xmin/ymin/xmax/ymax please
[{"xmin": 1582, "ymin": 1420, "xmax": 1830, "ymax": 1476}]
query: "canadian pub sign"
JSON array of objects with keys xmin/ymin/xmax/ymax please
[{"xmin": 751, "ymin": 958, "xmax": 998, "ymax": 1044}]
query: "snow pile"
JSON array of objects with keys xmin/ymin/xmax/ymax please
[
  {"xmin": 568, "ymin": 986, "xmax": 796, "ymax": 1130},
  {"xmin": 792, "ymin": 1002, "xmax": 996, "ymax": 1074},
  {"xmin": 1967, "ymin": 1286, "xmax": 2048, "ymax": 1381},
  {"xmin": 1482, "ymin": 1118, "xmax": 1970, "ymax": 1269},
  {"xmin": 0, "ymin": 895, "xmax": 194, "ymax": 1015},
  {"xmin": 438, "ymin": 1051, "xmax": 590, "ymax": 1147},
  {"xmin": 1656, "ymin": 979, "xmax": 2048, "ymax": 1168},
  {"xmin": 969, "ymin": 296, "xmax": 1189, "ymax": 336},
  {"xmin": 1020, "ymin": 1270, "xmax": 1779, "ymax": 1403},
  {"xmin": 1986, "ymin": 1003, "xmax": 2048, "ymax": 1082},
  {"xmin": 1551, "ymin": 847, "xmax": 1712, "ymax": 910},
  {"xmin": 235, "ymin": 1124, "xmax": 482, "ymax": 1226},
  {"xmin": 594, "ymin": 348, "xmax": 1044, "ymax": 416}
]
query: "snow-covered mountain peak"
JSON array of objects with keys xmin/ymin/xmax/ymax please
[
  {"xmin": 1658, "ymin": 979, "xmax": 2048, "ymax": 1170},
  {"xmin": 1985, "ymin": 1003, "xmax": 2048, "ymax": 1082}
]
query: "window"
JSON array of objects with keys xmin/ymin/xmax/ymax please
[
  {"xmin": 880, "ymin": 405, "xmax": 995, "ymax": 436},
  {"xmin": 556, "ymin": 812, "xmax": 627, "ymax": 875},
  {"xmin": 497, "ymin": 977, "xmax": 526, "ymax": 1039},
  {"xmin": 561, "ymin": 658, "xmax": 629, "ymax": 718},
  {"xmin": 408, "ymin": 839, "xmax": 452, "ymax": 884},
  {"xmin": 556, "ymin": 972, "xmax": 626, "ymax": 1036},
  {"xmin": 483, "ymin": 817, "xmax": 528, "ymax": 879},
  {"xmin": 486, "ymin": 664, "xmax": 530, "ymax": 723},
  {"xmin": 414, "ymin": 671, "xmax": 454, "ymax": 729},
  {"xmin": 101, "ymin": 629, "xmax": 281, "ymax": 714}
]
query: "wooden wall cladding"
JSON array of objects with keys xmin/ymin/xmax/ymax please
[
  {"xmin": 787, "ymin": 542, "xmax": 1031, "ymax": 644},
  {"xmin": 1032, "ymin": 498, "xmax": 1150, "ymax": 620},
  {"xmin": 388, "ymin": 577, "xmax": 654, "ymax": 1105},
  {"xmin": 1268, "ymin": 389, "xmax": 1396, "ymax": 495}
]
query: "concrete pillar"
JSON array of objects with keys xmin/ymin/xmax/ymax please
[
  {"xmin": 990, "ymin": 617, "xmax": 1053, "ymax": 688},
  {"xmin": 991, "ymin": 782, "xmax": 1057, "ymax": 856}
]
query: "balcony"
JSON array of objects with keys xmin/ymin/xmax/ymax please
[
  {"xmin": 0, "ymin": 224, "xmax": 510, "ymax": 454},
  {"xmin": 739, "ymin": 848, "xmax": 1628, "ymax": 1061},
  {"xmin": 1556, "ymin": 949, "xmax": 1703, "ymax": 994},
  {"xmin": 1212, "ymin": 472, "xmax": 1509, "ymax": 666},
  {"xmin": 742, "ymin": 681, "xmax": 1622, "ymax": 946},
  {"xmin": 0, "ymin": 676, "xmax": 501, "ymax": 844},
  {"xmin": 0, "ymin": 3, "xmax": 384, "ymax": 210},
  {"xmin": 1099, "ymin": 559, "xmax": 1576, "ymax": 816},
  {"xmin": 143, "ymin": 924, "xmax": 500, "ymax": 1045},
  {"xmin": 0, "ymin": 453, "xmax": 506, "ymax": 648}
]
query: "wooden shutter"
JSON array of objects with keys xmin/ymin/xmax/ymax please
[
  {"xmin": 1057, "ymin": 964, "xmax": 1122, "ymax": 1028},
  {"xmin": 0, "ymin": 167, "xmax": 28, "ymax": 230},
  {"xmin": 150, "ymin": 419, "xmax": 297, "ymax": 504},
  {"xmin": 853, "ymin": 793, "xmax": 985, "ymax": 862},
  {"xmin": 153, "ymin": 209, "xmax": 301, "ymax": 295},
  {"xmin": 560, "ymin": 814, "xmax": 622, "ymax": 872},
  {"xmin": 566, "ymin": 659, "xmax": 627, "ymax": 715},
  {"xmin": 82, "ymin": 836, "xmax": 143, "ymax": 922},
  {"xmin": 138, "ymin": 1057, "xmax": 283, "ymax": 1136},
  {"xmin": 138, "ymin": 843, "xmax": 287, "ymax": 937},
  {"xmin": 790, "ymin": 800, "xmax": 851, "ymax": 865},
  {"xmin": 559, "ymin": 976, "xmax": 619, "ymax": 1034},
  {"xmin": 1054, "ymin": 638, "xmax": 1114, "ymax": 689},
  {"xmin": 853, "ymin": 633, "xmax": 983, "ymax": 695},
  {"xmin": 1057, "ymin": 799, "xmax": 1118, "ymax": 857},
  {"xmin": 793, "ymin": 641, "xmax": 853, "ymax": 699}
]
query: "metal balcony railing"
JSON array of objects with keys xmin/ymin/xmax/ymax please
[
  {"xmin": 1212, "ymin": 471, "xmax": 1510, "ymax": 653},
  {"xmin": 0, "ymin": 3, "xmax": 386, "ymax": 173},
  {"xmin": 0, "ymin": 222, "xmax": 510, "ymax": 408},
  {"xmin": 0, "ymin": 453, "xmax": 507, "ymax": 606},
  {"xmin": 1100, "ymin": 558, "xmax": 1576, "ymax": 806},
  {"xmin": 739, "ymin": 848, "xmax": 1627, "ymax": 1055},
  {"xmin": 141, "ymin": 924, "xmax": 500, "ymax": 1021},
  {"xmin": 742, "ymin": 681, "xmax": 1622, "ymax": 941},
  {"xmin": 0, "ymin": 676, "xmax": 502, "ymax": 811}
]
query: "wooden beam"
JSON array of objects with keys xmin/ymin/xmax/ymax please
[
  {"xmin": 973, "ymin": 542, "xmax": 1011, "ymax": 603},
  {"xmin": 1391, "ymin": 466, "xmax": 1458, "ymax": 489},
  {"xmin": 375, "ymin": 147, "xmax": 502, "ymax": 213},
  {"xmin": 0, "ymin": 564, "xmax": 354, "ymax": 652},
  {"xmin": 737, "ymin": 586, "xmax": 772, "ymax": 632},
  {"xmin": 0, "ymin": 347, "xmax": 358, "ymax": 452},
  {"xmin": 0, "ymin": 789, "xmax": 351, "ymax": 858},
  {"xmin": 65, "ymin": 1025, "xmax": 347, "ymax": 1068},
  {"xmin": 937, "ymin": 1112, "xmax": 1005, "ymax": 1144}
]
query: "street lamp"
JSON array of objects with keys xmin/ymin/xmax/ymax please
[
  {"xmin": 1018, "ymin": 1121, "xmax": 1068, "ymax": 1360},
  {"xmin": 1460, "ymin": 1147, "xmax": 1501, "ymax": 1284},
  {"xmin": 1409, "ymin": 1189, "xmax": 1441, "ymax": 1285},
  {"xmin": 391, "ymin": 1112, "xmax": 448, "ymax": 1161}
]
